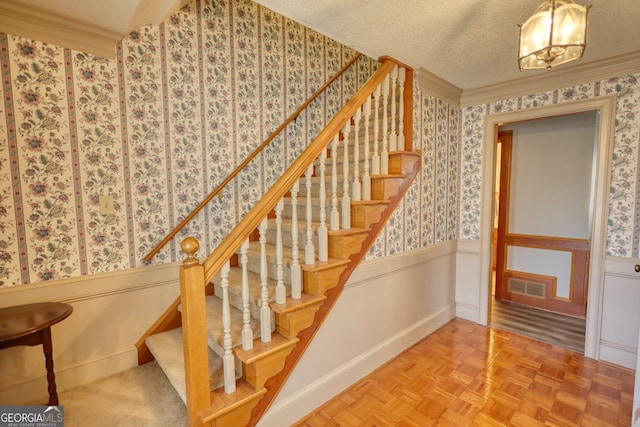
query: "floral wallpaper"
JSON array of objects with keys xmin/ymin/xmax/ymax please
[
  {"xmin": 0, "ymin": 0, "xmax": 461, "ymax": 287},
  {"xmin": 459, "ymin": 74, "xmax": 640, "ymax": 257},
  {"xmin": 7, "ymin": 0, "xmax": 636, "ymax": 289},
  {"xmin": 0, "ymin": 0, "xmax": 381, "ymax": 287},
  {"xmin": 367, "ymin": 84, "xmax": 460, "ymax": 260}
]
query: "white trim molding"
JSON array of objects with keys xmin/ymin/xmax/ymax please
[
  {"xmin": 478, "ymin": 96, "xmax": 617, "ymax": 361},
  {"xmin": 461, "ymin": 50, "xmax": 640, "ymax": 106},
  {"xmin": 0, "ymin": 0, "xmax": 188, "ymax": 59},
  {"xmin": 416, "ymin": 67, "xmax": 463, "ymax": 106}
]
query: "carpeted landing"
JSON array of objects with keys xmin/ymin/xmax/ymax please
[
  {"xmin": 490, "ymin": 298, "xmax": 586, "ymax": 353},
  {"xmin": 54, "ymin": 361, "xmax": 186, "ymax": 427}
]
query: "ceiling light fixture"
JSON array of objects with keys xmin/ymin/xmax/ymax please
[{"xmin": 518, "ymin": 0, "xmax": 590, "ymax": 70}]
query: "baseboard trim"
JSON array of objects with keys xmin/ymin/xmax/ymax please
[
  {"xmin": 456, "ymin": 301, "xmax": 479, "ymax": 322},
  {"xmin": 258, "ymin": 303, "xmax": 456, "ymax": 427},
  {"xmin": 598, "ymin": 340, "xmax": 637, "ymax": 370}
]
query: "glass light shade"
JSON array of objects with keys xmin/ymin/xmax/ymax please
[{"xmin": 518, "ymin": 0, "xmax": 589, "ymax": 70}]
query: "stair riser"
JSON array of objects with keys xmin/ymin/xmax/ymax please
[
  {"xmin": 328, "ymin": 231, "xmax": 369, "ymax": 260},
  {"xmin": 351, "ymin": 203, "xmax": 387, "ymax": 229},
  {"xmin": 239, "ymin": 341, "xmax": 297, "ymax": 390},
  {"xmin": 371, "ymin": 176, "xmax": 405, "ymax": 200},
  {"xmin": 272, "ymin": 299, "xmax": 324, "ymax": 339},
  {"xmin": 302, "ymin": 263, "xmax": 349, "ymax": 296}
]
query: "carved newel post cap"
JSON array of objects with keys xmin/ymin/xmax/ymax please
[{"xmin": 181, "ymin": 237, "xmax": 200, "ymax": 266}]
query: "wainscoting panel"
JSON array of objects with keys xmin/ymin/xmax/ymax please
[
  {"xmin": 259, "ymin": 242, "xmax": 457, "ymax": 427},
  {"xmin": 0, "ymin": 263, "xmax": 181, "ymax": 405},
  {"xmin": 600, "ymin": 257, "xmax": 640, "ymax": 369}
]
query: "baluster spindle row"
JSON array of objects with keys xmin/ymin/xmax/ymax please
[{"xmin": 215, "ymin": 64, "xmax": 407, "ymax": 397}]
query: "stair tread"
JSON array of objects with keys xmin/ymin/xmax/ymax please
[
  {"xmin": 270, "ymin": 292, "xmax": 327, "ymax": 315},
  {"xmin": 146, "ymin": 327, "xmax": 229, "ymax": 404},
  {"xmin": 351, "ymin": 199, "xmax": 390, "ymax": 206},
  {"xmin": 327, "ymin": 227, "xmax": 371, "ymax": 236},
  {"xmin": 234, "ymin": 333, "xmax": 299, "ymax": 364},
  {"xmin": 200, "ymin": 380, "xmax": 267, "ymax": 423},
  {"xmin": 300, "ymin": 257, "xmax": 350, "ymax": 273}
]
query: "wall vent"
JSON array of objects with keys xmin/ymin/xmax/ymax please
[{"xmin": 508, "ymin": 278, "xmax": 545, "ymax": 299}]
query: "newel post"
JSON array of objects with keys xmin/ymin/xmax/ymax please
[{"xmin": 180, "ymin": 237, "xmax": 211, "ymax": 427}]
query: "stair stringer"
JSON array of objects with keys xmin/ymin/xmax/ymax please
[{"xmin": 247, "ymin": 150, "xmax": 422, "ymax": 425}]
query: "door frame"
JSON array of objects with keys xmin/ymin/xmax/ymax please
[{"xmin": 478, "ymin": 95, "xmax": 617, "ymax": 360}]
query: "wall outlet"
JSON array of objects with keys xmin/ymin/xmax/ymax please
[{"xmin": 99, "ymin": 195, "xmax": 115, "ymax": 215}]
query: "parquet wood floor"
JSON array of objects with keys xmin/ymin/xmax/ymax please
[{"xmin": 294, "ymin": 319, "xmax": 635, "ymax": 426}]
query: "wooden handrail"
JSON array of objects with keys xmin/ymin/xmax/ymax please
[
  {"xmin": 143, "ymin": 53, "xmax": 363, "ymax": 262},
  {"xmin": 201, "ymin": 59, "xmax": 400, "ymax": 284}
]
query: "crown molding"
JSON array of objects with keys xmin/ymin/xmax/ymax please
[
  {"xmin": 0, "ymin": 1, "xmax": 122, "ymax": 58},
  {"xmin": 416, "ymin": 67, "xmax": 463, "ymax": 107},
  {"xmin": 0, "ymin": 0, "xmax": 188, "ymax": 59},
  {"xmin": 460, "ymin": 50, "xmax": 640, "ymax": 106}
]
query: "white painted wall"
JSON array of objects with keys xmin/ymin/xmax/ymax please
[
  {"xmin": 502, "ymin": 113, "xmax": 597, "ymax": 298},
  {"xmin": 260, "ymin": 242, "xmax": 457, "ymax": 426},
  {"xmin": 504, "ymin": 113, "xmax": 597, "ymax": 239}
]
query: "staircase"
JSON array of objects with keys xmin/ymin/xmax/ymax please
[{"xmin": 136, "ymin": 57, "xmax": 420, "ymax": 426}]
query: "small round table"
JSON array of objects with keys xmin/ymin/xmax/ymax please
[{"xmin": 0, "ymin": 302, "xmax": 73, "ymax": 405}]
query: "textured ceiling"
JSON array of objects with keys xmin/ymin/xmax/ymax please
[
  {"xmin": 252, "ymin": 0, "xmax": 640, "ymax": 90},
  {"xmin": 2, "ymin": 0, "xmax": 639, "ymax": 90}
]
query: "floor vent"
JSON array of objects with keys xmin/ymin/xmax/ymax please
[{"xmin": 508, "ymin": 278, "xmax": 545, "ymax": 299}]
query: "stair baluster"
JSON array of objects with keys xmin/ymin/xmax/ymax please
[
  {"xmin": 304, "ymin": 165, "xmax": 315, "ymax": 265},
  {"xmin": 290, "ymin": 180, "xmax": 302, "ymax": 299},
  {"xmin": 372, "ymin": 85, "xmax": 381, "ymax": 175},
  {"xmin": 342, "ymin": 122, "xmax": 351, "ymax": 229},
  {"xmin": 258, "ymin": 218, "xmax": 271, "ymax": 342},
  {"xmin": 275, "ymin": 199, "xmax": 286, "ymax": 304},
  {"xmin": 352, "ymin": 108, "xmax": 362, "ymax": 202},
  {"xmin": 318, "ymin": 147, "xmax": 329, "ymax": 262},
  {"xmin": 220, "ymin": 260, "xmax": 236, "ymax": 393},
  {"xmin": 388, "ymin": 65, "xmax": 398, "ymax": 152},
  {"xmin": 362, "ymin": 97, "xmax": 372, "ymax": 201},
  {"xmin": 330, "ymin": 134, "xmax": 340, "ymax": 231},
  {"xmin": 397, "ymin": 67, "xmax": 406, "ymax": 151},
  {"xmin": 380, "ymin": 74, "xmax": 390, "ymax": 174},
  {"xmin": 240, "ymin": 238, "xmax": 253, "ymax": 350}
]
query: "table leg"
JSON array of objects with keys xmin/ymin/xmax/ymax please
[{"xmin": 41, "ymin": 327, "xmax": 59, "ymax": 406}]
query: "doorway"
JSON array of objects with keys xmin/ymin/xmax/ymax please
[
  {"xmin": 493, "ymin": 113, "xmax": 596, "ymax": 318},
  {"xmin": 478, "ymin": 95, "xmax": 617, "ymax": 359}
]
